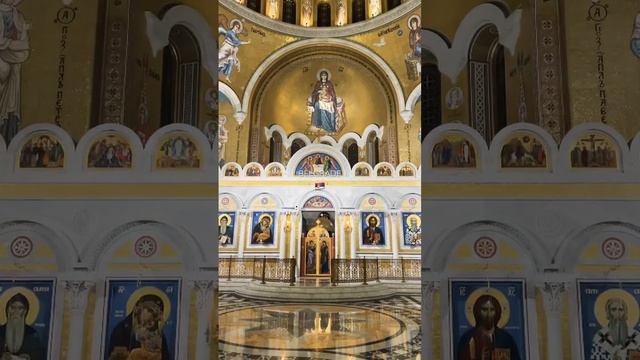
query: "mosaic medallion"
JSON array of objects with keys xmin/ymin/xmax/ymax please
[
  {"xmin": 474, "ymin": 237, "xmax": 497, "ymax": 259},
  {"xmin": 602, "ymin": 237, "xmax": 625, "ymax": 260},
  {"xmin": 10, "ymin": 236, "xmax": 33, "ymax": 258},
  {"xmin": 134, "ymin": 236, "xmax": 157, "ymax": 258}
]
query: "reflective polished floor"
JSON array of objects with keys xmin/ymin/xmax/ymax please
[{"xmin": 218, "ymin": 292, "xmax": 421, "ymax": 359}]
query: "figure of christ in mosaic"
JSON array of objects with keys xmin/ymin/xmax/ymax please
[{"xmin": 457, "ymin": 295, "xmax": 520, "ymax": 360}]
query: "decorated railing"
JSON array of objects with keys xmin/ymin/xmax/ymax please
[
  {"xmin": 220, "ymin": 256, "xmax": 419, "ymax": 285},
  {"xmin": 331, "ymin": 257, "xmax": 420, "ymax": 285},
  {"xmin": 220, "ymin": 256, "xmax": 296, "ymax": 285}
]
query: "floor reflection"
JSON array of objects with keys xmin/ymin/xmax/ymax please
[{"xmin": 219, "ymin": 293, "xmax": 421, "ymax": 359}]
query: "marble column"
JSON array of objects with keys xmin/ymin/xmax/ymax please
[
  {"xmin": 296, "ymin": 210, "xmax": 304, "ymax": 269},
  {"xmin": 338, "ymin": 212, "xmax": 346, "ymax": 259},
  {"xmin": 237, "ymin": 210, "xmax": 247, "ymax": 257},
  {"xmin": 350, "ymin": 211, "xmax": 357, "ymax": 259},
  {"xmin": 390, "ymin": 210, "xmax": 399, "ymax": 258},
  {"xmin": 422, "ymin": 280, "xmax": 439, "ymax": 358},
  {"xmin": 278, "ymin": 210, "xmax": 287, "ymax": 259},
  {"xmin": 193, "ymin": 280, "xmax": 214, "ymax": 360},
  {"xmin": 283, "ymin": 210, "xmax": 292, "ymax": 259},
  {"xmin": 540, "ymin": 281, "xmax": 567, "ymax": 360},
  {"xmin": 289, "ymin": 211, "xmax": 299, "ymax": 258},
  {"xmin": 65, "ymin": 280, "xmax": 94, "ymax": 360}
]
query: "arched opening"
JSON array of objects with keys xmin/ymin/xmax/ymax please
[
  {"xmin": 468, "ymin": 25, "xmax": 507, "ymax": 143},
  {"xmin": 300, "ymin": 197, "xmax": 335, "ymax": 277},
  {"xmin": 247, "ymin": 0, "xmax": 261, "ymax": 12},
  {"xmin": 291, "ymin": 139, "xmax": 305, "ymax": 157},
  {"xmin": 351, "ymin": 0, "xmax": 366, "ymax": 22},
  {"xmin": 343, "ymin": 140, "xmax": 359, "ymax": 167},
  {"xmin": 366, "ymin": 132, "xmax": 379, "ymax": 166},
  {"xmin": 269, "ymin": 132, "xmax": 283, "ymax": 163},
  {"xmin": 317, "ymin": 3, "xmax": 332, "ymax": 26},
  {"xmin": 161, "ymin": 25, "xmax": 201, "ymax": 127},
  {"xmin": 283, "ymin": 0, "xmax": 297, "ymax": 24},
  {"xmin": 422, "ymin": 51, "xmax": 441, "ymax": 140},
  {"xmin": 387, "ymin": 0, "xmax": 402, "ymax": 10}
]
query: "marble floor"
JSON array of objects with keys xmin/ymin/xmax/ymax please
[{"xmin": 218, "ymin": 292, "xmax": 421, "ymax": 359}]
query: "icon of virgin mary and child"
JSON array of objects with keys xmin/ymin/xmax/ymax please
[{"xmin": 307, "ymin": 70, "xmax": 347, "ymax": 135}]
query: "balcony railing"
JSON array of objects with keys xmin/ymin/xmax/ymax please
[
  {"xmin": 219, "ymin": 256, "xmax": 420, "ymax": 286},
  {"xmin": 331, "ymin": 257, "xmax": 420, "ymax": 285},
  {"xmin": 220, "ymin": 257, "xmax": 296, "ymax": 285}
]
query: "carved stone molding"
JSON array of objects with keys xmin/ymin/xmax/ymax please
[
  {"xmin": 193, "ymin": 280, "xmax": 214, "ymax": 311},
  {"xmin": 422, "ymin": 281, "xmax": 439, "ymax": 312},
  {"xmin": 541, "ymin": 281, "xmax": 567, "ymax": 313},
  {"xmin": 65, "ymin": 280, "xmax": 94, "ymax": 311}
]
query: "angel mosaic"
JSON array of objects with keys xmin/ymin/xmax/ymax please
[{"xmin": 218, "ymin": 16, "xmax": 250, "ymax": 83}]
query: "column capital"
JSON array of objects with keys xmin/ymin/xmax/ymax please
[
  {"xmin": 233, "ymin": 111, "xmax": 247, "ymax": 125},
  {"xmin": 422, "ymin": 281, "xmax": 440, "ymax": 311},
  {"xmin": 192, "ymin": 280, "xmax": 214, "ymax": 311},
  {"xmin": 400, "ymin": 110, "xmax": 414, "ymax": 124},
  {"xmin": 65, "ymin": 280, "xmax": 95, "ymax": 312},
  {"xmin": 539, "ymin": 281, "xmax": 568, "ymax": 313}
]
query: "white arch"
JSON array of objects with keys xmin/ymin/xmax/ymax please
[
  {"xmin": 85, "ymin": 220, "xmax": 205, "ymax": 272},
  {"xmin": 144, "ymin": 123, "xmax": 214, "ymax": 173},
  {"xmin": 219, "ymin": 192, "xmax": 243, "ymax": 210},
  {"xmin": 219, "ymin": 82, "xmax": 243, "ymax": 122},
  {"xmin": 243, "ymin": 162, "xmax": 265, "ymax": 177},
  {"xmin": 220, "ymin": 161, "xmax": 242, "ymax": 177},
  {"xmin": 425, "ymin": 220, "xmax": 546, "ymax": 272},
  {"xmin": 558, "ymin": 122, "xmax": 629, "ymax": 178},
  {"xmin": 555, "ymin": 221, "xmax": 640, "ymax": 271},
  {"xmin": 298, "ymin": 189, "xmax": 342, "ymax": 210},
  {"xmin": 423, "ymin": 4, "xmax": 522, "ymax": 82},
  {"xmin": 373, "ymin": 162, "xmax": 395, "ymax": 177},
  {"xmin": 245, "ymin": 192, "xmax": 284, "ymax": 209},
  {"xmin": 264, "ymin": 125, "xmax": 312, "ymax": 149},
  {"xmin": 360, "ymin": 124, "xmax": 385, "ymax": 148},
  {"xmin": 405, "ymin": 84, "xmax": 421, "ymax": 115},
  {"xmin": 264, "ymin": 162, "xmax": 286, "ymax": 176},
  {"xmin": 242, "ymin": 38, "xmax": 405, "ymax": 116},
  {"xmin": 393, "ymin": 192, "xmax": 421, "ymax": 210},
  {"xmin": 145, "ymin": 5, "xmax": 217, "ymax": 81},
  {"xmin": 0, "ymin": 220, "xmax": 79, "ymax": 271},
  {"xmin": 354, "ymin": 192, "xmax": 392, "ymax": 210},
  {"xmin": 286, "ymin": 144, "xmax": 352, "ymax": 177},
  {"xmin": 7, "ymin": 124, "xmax": 76, "ymax": 177},
  {"xmin": 351, "ymin": 162, "xmax": 374, "ymax": 177},
  {"xmin": 76, "ymin": 123, "xmax": 144, "ymax": 172},
  {"xmin": 315, "ymin": 136, "xmax": 338, "ymax": 146},
  {"xmin": 395, "ymin": 162, "xmax": 418, "ymax": 177},
  {"xmin": 488, "ymin": 122, "xmax": 559, "ymax": 175}
]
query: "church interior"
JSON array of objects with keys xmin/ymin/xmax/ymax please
[
  {"xmin": 423, "ymin": 1, "xmax": 640, "ymax": 360},
  {"xmin": 0, "ymin": 0, "xmax": 638, "ymax": 359},
  {"xmin": 218, "ymin": 0, "xmax": 421, "ymax": 358}
]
